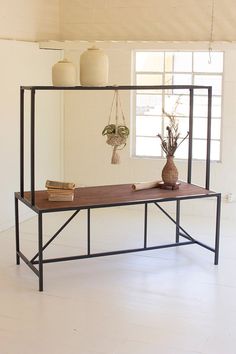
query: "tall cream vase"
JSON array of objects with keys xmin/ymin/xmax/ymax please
[{"xmin": 80, "ymin": 46, "xmax": 109, "ymax": 86}]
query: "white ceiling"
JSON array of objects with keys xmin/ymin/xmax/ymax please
[{"xmin": 59, "ymin": 0, "xmax": 236, "ymax": 41}]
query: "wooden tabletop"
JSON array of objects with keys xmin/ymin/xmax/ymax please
[{"xmin": 17, "ymin": 182, "xmax": 217, "ymax": 213}]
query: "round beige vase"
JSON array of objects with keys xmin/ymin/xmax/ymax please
[
  {"xmin": 80, "ymin": 46, "xmax": 109, "ymax": 86},
  {"xmin": 52, "ymin": 59, "xmax": 77, "ymax": 87}
]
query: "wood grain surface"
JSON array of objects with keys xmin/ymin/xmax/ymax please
[{"xmin": 17, "ymin": 182, "xmax": 216, "ymax": 212}]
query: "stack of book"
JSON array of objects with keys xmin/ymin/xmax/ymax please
[{"xmin": 46, "ymin": 180, "xmax": 76, "ymax": 201}]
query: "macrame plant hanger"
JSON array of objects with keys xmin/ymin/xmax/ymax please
[{"xmin": 102, "ymin": 90, "xmax": 129, "ymax": 164}]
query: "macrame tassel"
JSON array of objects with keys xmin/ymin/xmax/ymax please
[{"xmin": 111, "ymin": 146, "xmax": 120, "ymax": 164}]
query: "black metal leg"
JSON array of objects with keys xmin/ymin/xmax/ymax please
[
  {"xmin": 31, "ymin": 209, "xmax": 80, "ymax": 263},
  {"xmin": 187, "ymin": 88, "xmax": 194, "ymax": 184},
  {"xmin": 30, "ymin": 89, "xmax": 35, "ymax": 206},
  {"xmin": 20, "ymin": 87, "xmax": 24, "ymax": 198},
  {"xmin": 214, "ymin": 194, "xmax": 221, "ymax": 265},
  {"xmin": 87, "ymin": 208, "xmax": 90, "ymax": 255},
  {"xmin": 15, "ymin": 196, "xmax": 20, "ymax": 265},
  {"xmin": 38, "ymin": 213, "xmax": 43, "ymax": 291},
  {"xmin": 144, "ymin": 203, "xmax": 148, "ymax": 248},
  {"xmin": 176, "ymin": 199, "xmax": 180, "ymax": 243},
  {"xmin": 206, "ymin": 87, "xmax": 212, "ymax": 190}
]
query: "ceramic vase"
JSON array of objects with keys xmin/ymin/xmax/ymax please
[
  {"xmin": 80, "ymin": 46, "xmax": 109, "ymax": 86},
  {"xmin": 52, "ymin": 59, "xmax": 77, "ymax": 87}
]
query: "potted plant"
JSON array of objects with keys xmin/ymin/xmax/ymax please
[
  {"xmin": 102, "ymin": 91, "xmax": 129, "ymax": 164},
  {"xmin": 102, "ymin": 123, "xmax": 129, "ymax": 164}
]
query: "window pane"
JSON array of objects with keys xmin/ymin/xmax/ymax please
[
  {"xmin": 193, "ymin": 96, "xmax": 221, "ymax": 118},
  {"xmin": 173, "ymin": 74, "xmax": 192, "ymax": 94},
  {"xmin": 134, "ymin": 50, "xmax": 222, "ymax": 161},
  {"xmin": 211, "ymin": 119, "xmax": 221, "ymax": 139},
  {"xmin": 136, "ymin": 74, "xmax": 162, "ymax": 85},
  {"xmin": 173, "ymin": 52, "xmax": 192, "ymax": 72},
  {"xmin": 211, "ymin": 140, "xmax": 221, "ymax": 160},
  {"xmin": 194, "ymin": 75, "xmax": 222, "ymax": 95},
  {"xmin": 174, "ymin": 139, "xmax": 188, "ymax": 159},
  {"xmin": 193, "ymin": 118, "xmax": 208, "ymax": 139},
  {"xmin": 163, "ymin": 74, "xmax": 175, "ymax": 95},
  {"xmin": 191, "ymin": 139, "xmax": 220, "ymax": 160},
  {"xmin": 136, "ymin": 73, "xmax": 163, "ymax": 93},
  {"xmin": 136, "ymin": 116, "xmax": 162, "ymax": 136},
  {"xmin": 136, "ymin": 52, "xmax": 164, "ymax": 72},
  {"xmin": 193, "ymin": 52, "xmax": 223, "ymax": 73},
  {"xmin": 192, "ymin": 118, "xmax": 221, "ymax": 139},
  {"xmin": 165, "ymin": 52, "xmax": 173, "ymax": 72},
  {"xmin": 193, "ymin": 96, "xmax": 208, "ymax": 117},
  {"xmin": 136, "ymin": 137, "xmax": 161, "ymax": 156},
  {"xmin": 212, "ymin": 97, "xmax": 222, "ymax": 117},
  {"xmin": 193, "ymin": 140, "xmax": 207, "ymax": 160},
  {"xmin": 173, "ymin": 74, "xmax": 192, "ymax": 85},
  {"xmin": 136, "ymin": 94, "xmax": 162, "ymax": 115},
  {"xmin": 164, "ymin": 73, "xmax": 173, "ymax": 85},
  {"xmin": 162, "ymin": 117, "xmax": 220, "ymax": 141},
  {"xmin": 176, "ymin": 118, "xmax": 189, "ymax": 137},
  {"xmin": 164, "ymin": 95, "xmax": 189, "ymax": 116}
]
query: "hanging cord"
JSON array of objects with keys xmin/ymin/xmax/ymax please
[
  {"xmin": 115, "ymin": 90, "xmax": 127, "ymax": 150},
  {"xmin": 108, "ymin": 90, "xmax": 127, "ymax": 127},
  {"xmin": 108, "ymin": 91, "xmax": 116, "ymax": 125},
  {"xmin": 117, "ymin": 91, "xmax": 126, "ymax": 125},
  {"xmin": 111, "ymin": 90, "xmax": 120, "ymax": 164},
  {"xmin": 115, "ymin": 90, "xmax": 119, "ymax": 133},
  {"xmin": 208, "ymin": 0, "xmax": 215, "ymax": 64}
]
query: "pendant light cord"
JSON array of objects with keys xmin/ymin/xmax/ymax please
[{"xmin": 208, "ymin": 0, "xmax": 215, "ymax": 64}]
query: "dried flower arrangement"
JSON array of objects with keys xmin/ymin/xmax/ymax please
[
  {"xmin": 157, "ymin": 105, "xmax": 189, "ymax": 157},
  {"xmin": 157, "ymin": 99, "xmax": 189, "ymax": 189}
]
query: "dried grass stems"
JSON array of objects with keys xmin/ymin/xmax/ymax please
[{"xmin": 157, "ymin": 108, "xmax": 189, "ymax": 157}]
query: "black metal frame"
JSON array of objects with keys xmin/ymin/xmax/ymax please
[{"xmin": 15, "ymin": 85, "xmax": 221, "ymax": 292}]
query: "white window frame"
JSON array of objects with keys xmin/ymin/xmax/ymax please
[{"xmin": 132, "ymin": 50, "xmax": 224, "ymax": 162}]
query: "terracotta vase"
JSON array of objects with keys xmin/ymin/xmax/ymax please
[{"xmin": 162, "ymin": 155, "xmax": 178, "ymax": 185}]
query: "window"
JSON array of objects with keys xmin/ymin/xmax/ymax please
[{"xmin": 133, "ymin": 51, "xmax": 223, "ymax": 161}]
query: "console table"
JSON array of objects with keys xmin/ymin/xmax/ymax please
[{"xmin": 14, "ymin": 85, "xmax": 221, "ymax": 291}]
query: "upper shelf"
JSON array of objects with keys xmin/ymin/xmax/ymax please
[{"xmin": 21, "ymin": 85, "xmax": 213, "ymax": 91}]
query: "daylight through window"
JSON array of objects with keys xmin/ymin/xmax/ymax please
[{"xmin": 133, "ymin": 51, "xmax": 223, "ymax": 161}]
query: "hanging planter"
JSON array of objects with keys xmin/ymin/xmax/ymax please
[{"xmin": 102, "ymin": 90, "xmax": 129, "ymax": 164}]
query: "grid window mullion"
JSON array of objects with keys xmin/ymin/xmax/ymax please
[{"xmin": 133, "ymin": 50, "xmax": 223, "ymax": 161}]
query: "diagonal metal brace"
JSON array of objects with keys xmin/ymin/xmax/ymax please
[
  {"xmin": 154, "ymin": 202, "xmax": 215, "ymax": 253},
  {"xmin": 31, "ymin": 209, "xmax": 81, "ymax": 262}
]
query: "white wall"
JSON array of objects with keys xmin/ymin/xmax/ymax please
[
  {"xmin": 0, "ymin": 39, "xmax": 62, "ymax": 230},
  {"xmin": 63, "ymin": 42, "xmax": 236, "ymax": 220},
  {"xmin": 0, "ymin": 0, "xmax": 60, "ymax": 41}
]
